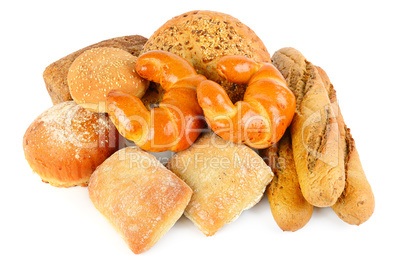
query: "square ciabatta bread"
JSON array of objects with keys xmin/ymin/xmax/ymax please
[
  {"xmin": 167, "ymin": 132, "xmax": 273, "ymax": 236},
  {"xmin": 88, "ymin": 147, "xmax": 192, "ymax": 254}
]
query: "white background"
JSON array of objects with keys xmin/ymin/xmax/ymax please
[{"xmin": 1, "ymin": 0, "xmax": 401, "ymax": 267}]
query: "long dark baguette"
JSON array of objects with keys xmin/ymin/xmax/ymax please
[{"xmin": 316, "ymin": 66, "xmax": 375, "ymax": 225}]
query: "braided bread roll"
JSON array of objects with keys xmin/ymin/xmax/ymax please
[
  {"xmin": 197, "ymin": 55, "xmax": 296, "ymax": 149},
  {"xmin": 107, "ymin": 51, "xmax": 206, "ymax": 152},
  {"xmin": 142, "ymin": 10, "xmax": 270, "ymax": 103}
]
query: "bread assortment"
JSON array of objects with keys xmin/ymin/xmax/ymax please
[
  {"xmin": 23, "ymin": 10, "xmax": 374, "ymax": 254},
  {"xmin": 271, "ymin": 47, "xmax": 374, "ymax": 226}
]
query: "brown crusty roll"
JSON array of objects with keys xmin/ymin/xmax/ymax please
[
  {"xmin": 272, "ymin": 47, "xmax": 345, "ymax": 207},
  {"xmin": 316, "ymin": 66, "xmax": 375, "ymax": 225},
  {"xmin": 261, "ymin": 132, "xmax": 313, "ymax": 231},
  {"xmin": 167, "ymin": 132, "xmax": 273, "ymax": 236},
  {"xmin": 142, "ymin": 10, "xmax": 270, "ymax": 103},
  {"xmin": 23, "ymin": 101, "xmax": 120, "ymax": 187},
  {"xmin": 88, "ymin": 147, "xmax": 193, "ymax": 254},
  {"xmin": 43, "ymin": 35, "xmax": 147, "ymax": 104}
]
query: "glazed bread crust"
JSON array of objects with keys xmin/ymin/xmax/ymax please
[
  {"xmin": 88, "ymin": 147, "xmax": 193, "ymax": 254},
  {"xmin": 142, "ymin": 10, "xmax": 270, "ymax": 103},
  {"xmin": 197, "ymin": 55, "xmax": 295, "ymax": 149},
  {"xmin": 272, "ymin": 47, "xmax": 345, "ymax": 207},
  {"xmin": 167, "ymin": 132, "xmax": 273, "ymax": 236},
  {"xmin": 23, "ymin": 101, "xmax": 120, "ymax": 187},
  {"xmin": 261, "ymin": 132, "xmax": 313, "ymax": 231},
  {"xmin": 106, "ymin": 51, "xmax": 206, "ymax": 152},
  {"xmin": 43, "ymin": 35, "xmax": 147, "ymax": 104}
]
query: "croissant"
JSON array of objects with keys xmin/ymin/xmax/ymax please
[
  {"xmin": 107, "ymin": 51, "xmax": 206, "ymax": 152},
  {"xmin": 197, "ymin": 55, "xmax": 296, "ymax": 149}
]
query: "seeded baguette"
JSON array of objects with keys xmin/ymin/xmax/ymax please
[
  {"xmin": 261, "ymin": 132, "xmax": 313, "ymax": 231},
  {"xmin": 272, "ymin": 47, "xmax": 345, "ymax": 207},
  {"xmin": 43, "ymin": 35, "xmax": 147, "ymax": 104},
  {"xmin": 316, "ymin": 66, "xmax": 375, "ymax": 225}
]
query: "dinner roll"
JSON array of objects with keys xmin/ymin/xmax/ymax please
[
  {"xmin": 23, "ymin": 101, "xmax": 120, "ymax": 187},
  {"xmin": 67, "ymin": 47, "xmax": 149, "ymax": 113},
  {"xmin": 43, "ymin": 35, "xmax": 147, "ymax": 105}
]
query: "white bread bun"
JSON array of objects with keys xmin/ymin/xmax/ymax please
[
  {"xmin": 23, "ymin": 101, "xmax": 120, "ymax": 187},
  {"xmin": 67, "ymin": 47, "xmax": 149, "ymax": 113}
]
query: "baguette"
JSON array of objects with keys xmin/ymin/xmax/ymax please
[
  {"xmin": 272, "ymin": 47, "xmax": 345, "ymax": 207},
  {"xmin": 316, "ymin": 67, "xmax": 375, "ymax": 225},
  {"xmin": 43, "ymin": 35, "xmax": 147, "ymax": 104},
  {"xmin": 261, "ymin": 131, "xmax": 313, "ymax": 231}
]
